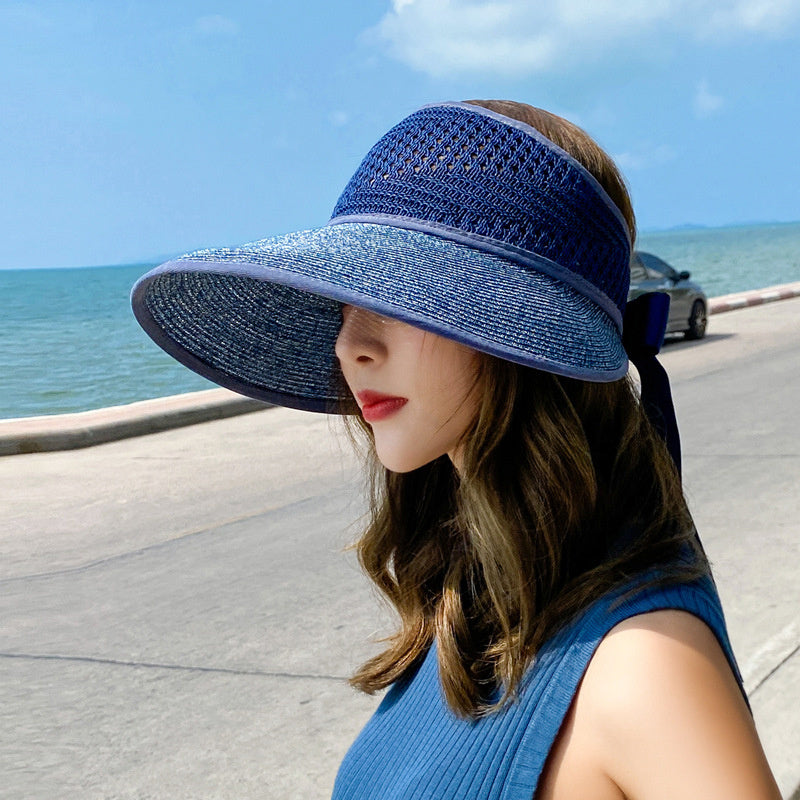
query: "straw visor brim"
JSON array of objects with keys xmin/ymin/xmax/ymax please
[{"xmin": 132, "ymin": 222, "xmax": 628, "ymax": 413}]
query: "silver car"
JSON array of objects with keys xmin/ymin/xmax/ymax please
[{"xmin": 629, "ymin": 251, "xmax": 708, "ymax": 340}]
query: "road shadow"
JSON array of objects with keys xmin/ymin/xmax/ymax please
[{"xmin": 662, "ymin": 332, "xmax": 736, "ymax": 352}]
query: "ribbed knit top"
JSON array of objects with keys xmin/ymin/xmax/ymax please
[{"xmin": 332, "ymin": 574, "xmax": 744, "ymax": 800}]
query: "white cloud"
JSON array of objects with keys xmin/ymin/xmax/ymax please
[
  {"xmin": 373, "ymin": 1, "xmax": 557, "ymax": 77},
  {"xmin": 613, "ymin": 144, "xmax": 678, "ymax": 171},
  {"xmin": 329, "ymin": 110, "xmax": 350, "ymax": 127},
  {"xmin": 193, "ymin": 14, "xmax": 239, "ymax": 38},
  {"xmin": 369, "ymin": 0, "xmax": 800, "ymax": 77},
  {"xmin": 694, "ymin": 80, "xmax": 724, "ymax": 118},
  {"xmin": 704, "ymin": 0, "xmax": 800, "ymax": 34}
]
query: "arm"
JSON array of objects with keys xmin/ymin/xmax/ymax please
[{"xmin": 584, "ymin": 609, "xmax": 781, "ymax": 800}]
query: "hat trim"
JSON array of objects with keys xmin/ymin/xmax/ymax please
[{"xmin": 327, "ymin": 212, "xmax": 624, "ymax": 330}]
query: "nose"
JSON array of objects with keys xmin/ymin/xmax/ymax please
[{"xmin": 334, "ymin": 305, "xmax": 389, "ymax": 367}]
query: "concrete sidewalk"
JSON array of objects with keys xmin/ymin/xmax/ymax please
[{"xmin": 2, "ymin": 297, "xmax": 799, "ymax": 798}]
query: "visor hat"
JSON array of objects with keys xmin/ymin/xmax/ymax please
[{"xmin": 132, "ymin": 102, "xmax": 637, "ymax": 417}]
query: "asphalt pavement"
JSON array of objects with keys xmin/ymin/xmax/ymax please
[{"xmin": 2, "ymin": 297, "xmax": 799, "ymax": 799}]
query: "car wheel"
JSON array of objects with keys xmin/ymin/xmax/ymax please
[{"xmin": 685, "ymin": 299, "xmax": 707, "ymax": 340}]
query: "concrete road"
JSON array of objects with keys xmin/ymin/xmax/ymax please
[{"xmin": 2, "ymin": 298, "xmax": 799, "ymax": 799}]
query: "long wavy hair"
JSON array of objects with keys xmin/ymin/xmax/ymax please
[{"xmin": 344, "ymin": 101, "xmax": 708, "ymax": 718}]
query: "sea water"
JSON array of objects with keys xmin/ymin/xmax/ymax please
[
  {"xmin": 638, "ymin": 222, "xmax": 800, "ymax": 299},
  {"xmin": 1, "ymin": 264, "xmax": 213, "ymax": 419},
  {"xmin": 2, "ymin": 222, "xmax": 799, "ymax": 419}
]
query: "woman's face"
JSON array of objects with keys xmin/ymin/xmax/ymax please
[{"xmin": 335, "ymin": 305, "xmax": 480, "ymax": 473}]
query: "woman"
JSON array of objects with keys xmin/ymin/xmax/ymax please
[{"xmin": 132, "ymin": 100, "xmax": 780, "ymax": 798}]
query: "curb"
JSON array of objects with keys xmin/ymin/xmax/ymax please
[
  {"xmin": 709, "ymin": 281, "xmax": 800, "ymax": 314},
  {"xmin": 0, "ymin": 389, "xmax": 269, "ymax": 457},
  {"xmin": 3, "ymin": 281, "xmax": 799, "ymax": 457}
]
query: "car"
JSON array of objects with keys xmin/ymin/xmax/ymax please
[{"xmin": 629, "ymin": 251, "xmax": 708, "ymax": 340}]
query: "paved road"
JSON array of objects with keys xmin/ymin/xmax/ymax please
[{"xmin": 2, "ymin": 298, "xmax": 799, "ymax": 799}]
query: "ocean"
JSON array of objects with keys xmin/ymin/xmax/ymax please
[{"xmin": 2, "ymin": 222, "xmax": 799, "ymax": 419}]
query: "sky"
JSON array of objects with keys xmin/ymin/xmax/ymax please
[{"xmin": 1, "ymin": 0, "xmax": 799, "ymax": 269}]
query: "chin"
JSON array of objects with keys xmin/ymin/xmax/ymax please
[
  {"xmin": 377, "ymin": 457, "xmax": 426, "ymax": 474},
  {"xmin": 374, "ymin": 447, "xmax": 438, "ymax": 474},
  {"xmin": 374, "ymin": 445, "xmax": 455, "ymax": 474}
]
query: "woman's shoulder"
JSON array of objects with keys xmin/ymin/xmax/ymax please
[
  {"xmin": 541, "ymin": 609, "xmax": 780, "ymax": 800},
  {"xmin": 583, "ymin": 608, "xmax": 747, "ymax": 730}
]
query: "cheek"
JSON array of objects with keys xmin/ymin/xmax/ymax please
[
  {"xmin": 416, "ymin": 346, "xmax": 480, "ymax": 429},
  {"xmin": 337, "ymin": 359, "xmax": 356, "ymax": 396},
  {"xmin": 435, "ymin": 346, "xmax": 478, "ymax": 396}
]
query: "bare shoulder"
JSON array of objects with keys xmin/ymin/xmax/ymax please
[{"xmin": 577, "ymin": 609, "xmax": 781, "ymax": 800}]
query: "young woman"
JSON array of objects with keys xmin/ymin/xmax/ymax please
[{"xmin": 132, "ymin": 100, "xmax": 780, "ymax": 799}]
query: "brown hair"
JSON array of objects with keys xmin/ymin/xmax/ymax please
[{"xmin": 345, "ymin": 101, "xmax": 704, "ymax": 717}]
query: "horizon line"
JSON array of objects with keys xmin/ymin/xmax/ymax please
[{"xmin": 2, "ymin": 217, "xmax": 800, "ymax": 271}]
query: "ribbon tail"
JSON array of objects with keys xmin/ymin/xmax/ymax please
[
  {"xmin": 633, "ymin": 353, "xmax": 682, "ymax": 476},
  {"xmin": 623, "ymin": 292, "xmax": 682, "ymax": 477}
]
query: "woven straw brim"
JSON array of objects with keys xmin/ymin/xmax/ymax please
[{"xmin": 131, "ymin": 222, "xmax": 628, "ymax": 413}]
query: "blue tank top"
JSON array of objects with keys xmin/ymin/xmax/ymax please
[{"xmin": 332, "ymin": 574, "xmax": 745, "ymax": 800}]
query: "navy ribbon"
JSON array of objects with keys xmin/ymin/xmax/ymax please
[{"xmin": 623, "ymin": 292, "xmax": 681, "ymax": 476}]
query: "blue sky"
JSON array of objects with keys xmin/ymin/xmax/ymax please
[{"xmin": 2, "ymin": 0, "xmax": 799, "ymax": 269}]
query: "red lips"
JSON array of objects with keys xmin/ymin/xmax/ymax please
[{"xmin": 357, "ymin": 390, "xmax": 408, "ymax": 423}]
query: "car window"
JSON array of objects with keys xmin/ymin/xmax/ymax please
[
  {"xmin": 638, "ymin": 252, "xmax": 676, "ymax": 280},
  {"xmin": 630, "ymin": 257, "xmax": 647, "ymax": 282}
]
